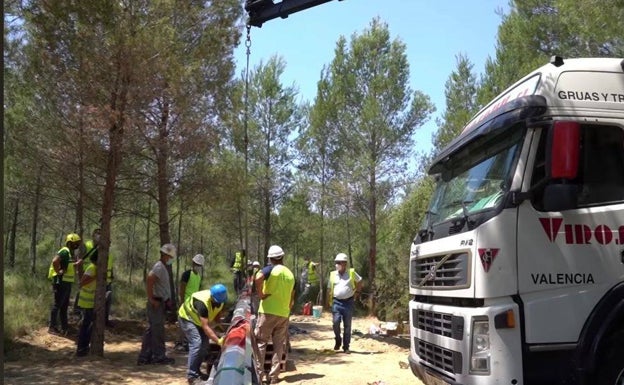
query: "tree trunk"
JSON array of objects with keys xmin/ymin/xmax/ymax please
[
  {"xmin": 30, "ymin": 167, "xmax": 43, "ymax": 275},
  {"xmin": 143, "ymin": 201, "xmax": 152, "ymax": 283},
  {"xmin": 368, "ymin": 172, "xmax": 377, "ymax": 315},
  {"xmin": 8, "ymin": 197, "xmax": 18, "ymax": 269},
  {"xmin": 91, "ymin": 50, "xmax": 130, "ymax": 356},
  {"xmin": 156, "ymin": 100, "xmax": 175, "ymax": 308}
]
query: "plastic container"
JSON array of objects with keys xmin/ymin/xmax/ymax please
[{"xmin": 312, "ymin": 305, "xmax": 322, "ymax": 318}]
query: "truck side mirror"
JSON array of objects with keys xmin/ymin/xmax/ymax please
[{"xmin": 543, "ymin": 121, "xmax": 581, "ymax": 211}]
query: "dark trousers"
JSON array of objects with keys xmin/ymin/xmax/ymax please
[
  {"xmin": 233, "ymin": 270, "xmax": 244, "ymax": 294},
  {"xmin": 77, "ymin": 308, "xmax": 94, "ymax": 355},
  {"xmin": 138, "ymin": 300, "xmax": 167, "ymax": 362},
  {"xmin": 50, "ymin": 281, "xmax": 72, "ymax": 331}
]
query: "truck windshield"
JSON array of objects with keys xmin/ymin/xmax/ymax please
[{"xmin": 428, "ymin": 127, "xmax": 525, "ymax": 224}]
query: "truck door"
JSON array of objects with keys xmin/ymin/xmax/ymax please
[{"xmin": 517, "ymin": 123, "xmax": 624, "ymax": 345}]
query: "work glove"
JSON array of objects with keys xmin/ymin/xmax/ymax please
[{"xmin": 217, "ymin": 336, "xmax": 225, "ymax": 346}]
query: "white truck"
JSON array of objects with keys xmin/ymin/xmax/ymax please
[{"xmin": 408, "ymin": 57, "xmax": 624, "ymax": 385}]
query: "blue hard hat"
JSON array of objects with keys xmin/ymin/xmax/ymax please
[{"xmin": 210, "ymin": 284, "xmax": 228, "ymax": 304}]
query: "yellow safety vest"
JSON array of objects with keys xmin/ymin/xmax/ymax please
[
  {"xmin": 178, "ymin": 290, "xmax": 224, "ymax": 326},
  {"xmin": 307, "ymin": 261, "xmax": 319, "ymax": 284},
  {"xmin": 48, "ymin": 246, "xmax": 76, "ymax": 283},
  {"xmin": 85, "ymin": 240, "xmax": 114, "ymax": 283},
  {"xmin": 184, "ymin": 271, "xmax": 201, "ymax": 302},
  {"xmin": 232, "ymin": 252, "xmax": 243, "ymax": 271},
  {"xmin": 258, "ymin": 264, "xmax": 295, "ymax": 318},
  {"xmin": 78, "ymin": 264, "xmax": 97, "ymax": 309}
]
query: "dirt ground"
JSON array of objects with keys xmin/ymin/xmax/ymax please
[{"xmin": 4, "ymin": 312, "xmax": 423, "ymax": 385}]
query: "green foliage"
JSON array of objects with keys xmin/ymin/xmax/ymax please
[{"xmin": 433, "ymin": 54, "xmax": 479, "ymax": 154}]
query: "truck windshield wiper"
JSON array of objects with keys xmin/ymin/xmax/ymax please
[
  {"xmin": 443, "ymin": 200, "xmax": 475, "ymax": 230},
  {"xmin": 417, "ymin": 210, "xmax": 438, "ymax": 242}
]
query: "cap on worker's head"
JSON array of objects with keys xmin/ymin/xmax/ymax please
[
  {"xmin": 252, "ymin": 261, "xmax": 260, "ymax": 267},
  {"xmin": 65, "ymin": 233, "xmax": 81, "ymax": 244},
  {"xmin": 335, "ymin": 253, "xmax": 348, "ymax": 262},
  {"xmin": 192, "ymin": 254, "xmax": 205, "ymax": 266},
  {"xmin": 210, "ymin": 284, "xmax": 228, "ymax": 304},
  {"xmin": 160, "ymin": 243, "xmax": 177, "ymax": 258},
  {"xmin": 267, "ymin": 245, "xmax": 284, "ymax": 259}
]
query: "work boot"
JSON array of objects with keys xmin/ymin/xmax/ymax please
[
  {"xmin": 333, "ymin": 337, "xmax": 341, "ymax": 351},
  {"xmin": 152, "ymin": 356, "xmax": 175, "ymax": 365}
]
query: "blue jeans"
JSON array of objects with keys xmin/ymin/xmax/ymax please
[
  {"xmin": 332, "ymin": 297, "xmax": 354, "ymax": 350},
  {"xmin": 179, "ymin": 317, "xmax": 208, "ymax": 380}
]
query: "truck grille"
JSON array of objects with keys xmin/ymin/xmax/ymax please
[
  {"xmin": 413, "ymin": 309, "xmax": 464, "ymax": 340},
  {"xmin": 415, "ymin": 338, "xmax": 462, "ymax": 374},
  {"xmin": 410, "ymin": 252, "xmax": 469, "ymax": 288}
]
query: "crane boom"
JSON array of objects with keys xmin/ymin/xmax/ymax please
[{"xmin": 245, "ymin": 0, "xmax": 341, "ymax": 27}]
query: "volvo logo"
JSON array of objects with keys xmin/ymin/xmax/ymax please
[
  {"xmin": 417, "ymin": 253, "xmax": 452, "ymax": 287},
  {"xmin": 426, "ymin": 265, "xmax": 437, "ymax": 281}
]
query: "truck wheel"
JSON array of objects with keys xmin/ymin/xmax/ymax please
[{"xmin": 597, "ymin": 330, "xmax": 624, "ymax": 385}]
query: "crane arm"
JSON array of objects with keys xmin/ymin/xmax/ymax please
[{"xmin": 245, "ymin": 0, "xmax": 341, "ymax": 27}]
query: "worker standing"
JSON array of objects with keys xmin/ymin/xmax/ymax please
[
  {"xmin": 327, "ymin": 253, "xmax": 362, "ymax": 353},
  {"xmin": 48, "ymin": 233, "xmax": 83, "ymax": 335},
  {"xmin": 175, "ymin": 253, "xmax": 205, "ymax": 352},
  {"xmin": 231, "ymin": 250, "xmax": 245, "ymax": 294},
  {"xmin": 80, "ymin": 228, "xmax": 115, "ymax": 327},
  {"xmin": 254, "ymin": 245, "xmax": 295, "ymax": 385},
  {"xmin": 137, "ymin": 243, "xmax": 177, "ymax": 366},
  {"xmin": 178, "ymin": 284, "xmax": 228, "ymax": 385},
  {"xmin": 297, "ymin": 257, "xmax": 319, "ymax": 310},
  {"xmin": 76, "ymin": 249, "xmax": 98, "ymax": 356}
]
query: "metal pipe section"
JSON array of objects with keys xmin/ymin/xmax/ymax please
[{"xmin": 209, "ymin": 286, "xmax": 261, "ymax": 385}]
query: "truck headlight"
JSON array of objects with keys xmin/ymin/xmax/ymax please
[{"xmin": 470, "ymin": 317, "xmax": 490, "ymax": 374}]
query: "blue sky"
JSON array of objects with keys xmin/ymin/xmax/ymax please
[{"xmin": 234, "ymin": 0, "xmax": 509, "ymax": 155}]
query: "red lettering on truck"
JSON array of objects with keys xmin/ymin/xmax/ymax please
[{"xmin": 539, "ymin": 218, "xmax": 624, "ymax": 245}]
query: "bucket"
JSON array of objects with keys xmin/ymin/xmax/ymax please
[{"xmin": 312, "ymin": 305, "xmax": 322, "ymax": 318}]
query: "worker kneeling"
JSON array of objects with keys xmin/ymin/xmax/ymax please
[{"xmin": 178, "ymin": 284, "xmax": 228, "ymax": 385}]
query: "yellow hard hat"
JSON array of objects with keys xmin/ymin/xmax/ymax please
[{"xmin": 66, "ymin": 233, "xmax": 81, "ymax": 244}]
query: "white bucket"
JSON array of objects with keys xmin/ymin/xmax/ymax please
[{"xmin": 312, "ymin": 305, "xmax": 322, "ymax": 318}]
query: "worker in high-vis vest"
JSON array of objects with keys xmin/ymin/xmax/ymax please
[
  {"xmin": 48, "ymin": 233, "xmax": 83, "ymax": 335},
  {"xmin": 232, "ymin": 250, "xmax": 245, "ymax": 294},
  {"xmin": 297, "ymin": 257, "xmax": 320, "ymax": 312},
  {"xmin": 178, "ymin": 284, "xmax": 228, "ymax": 385},
  {"xmin": 86, "ymin": 228, "xmax": 115, "ymax": 327},
  {"xmin": 327, "ymin": 253, "xmax": 362, "ymax": 354},
  {"xmin": 76, "ymin": 249, "xmax": 98, "ymax": 356},
  {"xmin": 254, "ymin": 245, "xmax": 295, "ymax": 385},
  {"xmin": 72, "ymin": 227, "xmax": 115, "ymax": 326},
  {"xmin": 175, "ymin": 253, "xmax": 205, "ymax": 352}
]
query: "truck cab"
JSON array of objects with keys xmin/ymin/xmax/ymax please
[{"xmin": 408, "ymin": 57, "xmax": 624, "ymax": 385}]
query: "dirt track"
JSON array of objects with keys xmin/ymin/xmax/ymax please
[{"xmin": 4, "ymin": 313, "xmax": 422, "ymax": 385}]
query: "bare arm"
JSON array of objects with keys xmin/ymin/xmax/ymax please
[
  {"xmin": 52, "ymin": 255, "xmax": 62, "ymax": 275},
  {"xmin": 199, "ymin": 315, "xmax": 220, "ymax": 344},
  {"xmin": 146, "ymin": 272, "xmax": 159, "ymax": 308},
  {"xmin": 255, "ymin": 273, "xmax": 270, "ymax": 300},
  {"xmin": 80, "ymin": 271, "xmax": 96, "ymax": 289}
]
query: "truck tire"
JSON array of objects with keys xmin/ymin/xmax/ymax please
[{"xmin": 596, "ymin": 330, "xmax": 624, "ymax": 385}]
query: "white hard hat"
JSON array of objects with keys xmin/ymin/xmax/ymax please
[
  {"xmin": 252, "ymin": 261, "xmax": 260, "ymax": 267},
  {"xmin": 192, "ymin": 254, "xmax": 205, "ymax": 266},
  {"xmin": 335, "ymin": 253, "xmax": 348, "ymax": 262},
  {"xmin": 267, "ymin": 245, "xmax": 284, "ymax": 259},
  {"xmin": 160, "ymin": 243, "xmax": 177, "ymax": 258}
]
